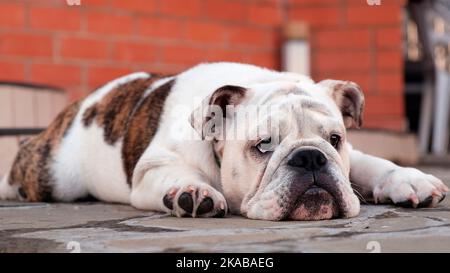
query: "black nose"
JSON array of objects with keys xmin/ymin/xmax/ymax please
[{"xmin": 288, "ymin": 148, "xmax": 328, "ymax": 171}]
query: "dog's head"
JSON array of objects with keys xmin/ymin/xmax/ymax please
[{"xmin": 190, "ymin": 79, "xmax": 364, "ymax": 221}]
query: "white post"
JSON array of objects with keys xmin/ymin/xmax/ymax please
[
  {"xmin": 281, "ymin": 22, "xmax": 310, "ymax": 76},
  {"xmin": 432, "ymin": 68, "xmax": 450, "ymax": 155}
]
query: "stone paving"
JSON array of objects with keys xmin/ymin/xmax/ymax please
[{"xmin": 1, "ymin": 166, "xmax": 450, "ymax": 253}]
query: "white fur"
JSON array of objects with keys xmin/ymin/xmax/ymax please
[
  {"xmin": 1, "ymin": 62, "xmax": 447, "ymax": 220},
  {"xmin": 51, "ymin": 72, "xmax": 151, "ymax": 202},
  {"xmin": 349, "ymin": 146, "xmax": 448, "ymax": 206},
  {"xmin": 130, "ymin": 63, "xmax": 317, "ymax": 210}
]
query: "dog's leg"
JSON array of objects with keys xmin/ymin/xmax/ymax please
[
  {"xmin": 130, "ymin": 164, "xmax": 227, "ymax": 218},
  {"xmin": 349, "ymin": 145, "xmax": 449, "ymax": 208}
]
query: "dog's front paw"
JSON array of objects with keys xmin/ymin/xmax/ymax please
[
  {"xmin": 162, "ymin": 184, "xmax": 227, "ymax": 218},
  {"xmin": 373, "ymin": 168, "xmax": 449, "ymax": 208}
]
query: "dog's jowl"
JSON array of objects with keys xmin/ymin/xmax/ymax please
[{"xmin": 0, "ymin": 63, "xmax": 448, "ymax": 221}]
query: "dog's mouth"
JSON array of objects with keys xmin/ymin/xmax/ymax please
[{"xmin": 288, "ymin": 186, "xmax": 339, "ymax": 221}]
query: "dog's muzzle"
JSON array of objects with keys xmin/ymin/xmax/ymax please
[{"xmin": 285, "ymin": 148, "xmax": 341, "ymax": 220}]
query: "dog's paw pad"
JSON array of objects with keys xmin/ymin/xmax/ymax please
[
  {"xmin": 178, "ymin": 192, "xmax": 194, "ymax": 214},
  {"xmin": 417, "ymin": 196, "xmax": 433, "ymax": 208},
  {"xmin": 213, "ymin": 202, "xmax": 227, "ymax": 218},
  {"xmin": 163, "ymin": 184, "xmax": 228, "ymax": 218},
  {"xmin": 162, "ymin": 187, "xmax": 178, "ymax": 210},
  {"xmin": 439, "ymin": 193, "xmax": 447, "ymax": 203},
  {"xmin": 196, "ymin": 197, "xmax": 214, "ymax": 215}
]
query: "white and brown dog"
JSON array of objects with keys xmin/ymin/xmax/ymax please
[{"xmin": 0, "ymin": 62, "xmax": 448, "ymax": 220}]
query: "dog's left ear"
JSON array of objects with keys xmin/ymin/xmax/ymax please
[
  {"xmin": 319, "ymin": 80, "xmax": 365, "ymax": 129},
  {"xmin": 189, "ymin": 85, "xmax": 247, "ymax": 140}
]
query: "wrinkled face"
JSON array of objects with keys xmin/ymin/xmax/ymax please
[{"xmin": 192, "ymin": 79, "xmax": 364, "ymax": 221}]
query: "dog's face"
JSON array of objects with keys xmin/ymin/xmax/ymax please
[{"xmin": 191, "ymin": 79, "xmax": 364, "ymax": 221}]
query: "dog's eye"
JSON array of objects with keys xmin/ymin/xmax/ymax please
[
  {"xmin": 256, "ymin": 137, "xmax": 273, "ymax": 153},
  {"xmin": 330, "ymin": 134, "xmax": 341, "ymax": 149}
]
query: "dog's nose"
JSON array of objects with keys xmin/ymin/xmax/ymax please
[{"xmin": 288, "ymin": 148, "xmax": 328, "ymax": 171}]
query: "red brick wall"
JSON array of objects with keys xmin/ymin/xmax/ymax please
[{"xmin": 0, "ymin": 0, "xmax": 406, "ymax": 131}]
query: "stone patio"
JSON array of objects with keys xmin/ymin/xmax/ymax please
[{"xmin": 1, "ymin": 166, "xmax": 450, "ymax": 253}]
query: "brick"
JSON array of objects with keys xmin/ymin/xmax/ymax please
[
  {"xmin": 376, "ymin": 50, "xmax": 403, "ymax": 71},
  {"xmin": 363, "ymin": 116, "xmax": 406, "ymax": 132},
  {"xmin": 186, "ymin": 22, "xmax": 225, "ymax": 44},
  {"xmin": 60, "ymin": 37, "xmax": 109, "ymax": 60},
  {"xmin": 245, "ymin": 51, "xmax": 278, "ymax": 69},
  {"xmin": 0, "ymin": 2, "xmax": 25, "ymax": 28},
  {"xmin": 248, "ymin": 4, "xmax": 283, "ymax": 26},
  {"xmin": 30, "ymin": 7, "xmax": 81, "ymax": 31},
  {"xmin": 82, "ymin": 0, "xmax": 110, "ymax": 7},
  {"xmin": 376, "ymin": 72, "xmax": 404, "ymax": 94},
  {"xmin": 31, "ymin": 0, "xmax": 99, "ymax": 6},
  {"xmin": 88, "ymin": 66, "xmax": 134, "ymax": 89},
  {"xmin": 288, "ymin": 0, "xmax": 340, "ymax": 5},
  {"xmin": 24, "ymin": 0, "xmax": 107, "ymax": 7},
  {"xmin": 0, "ymin": 33, "xmax": 52, "ymax": 57},
  {"xmin": 252, "ymin": 0, "xmax": 282, "ymax": 3},
  {"xmin": 110, "ymin": 0, "xmax": 156, "ymax": 14},
  {"xmin": 86, "ymin": 12, "xmax": 134, "ymax": 35},
  {"xmin": 364, "ymin": 94, "xmax": 404, "ymax": 116},
  {"xmin": 0, "ymin": 61, "xmax": 25, "ymax": 81},
  {"xmin": 205, "ymin": 0, "xmax": 247, "ymax": 22},
  {"xmin": 314, "ymin": 51, "xmax": 372, "ymax": 72},
  {"xmin": 30, "ymin": 63, "xmax": 82, "ymax": 88},
  {"xmin": 376, "ymin": 27, "xmax": 402, "ymax": 49},
  {"xmin": 346, "ymin": 5, "xmax": 401, "ymax": 26},
  {"xmin": 206, "ymin": 48, "xmax": 246, "ymax": 63},
  {"xmin": 161, "ymin": 44, "xmax": 205, "ymax": 66},
  {"xmin": 314, "ymin": 29, "xmax": 370, "ymax": 49},
  {"xmin": 227, "ymin": 26, "xmax": 271, "ymax": 47},
  {"xmin": 289, "ymin": 7, "xmax": 341, "ymax": 27},
  {"xmin": 160, "ymin": 0, "xmax": 202, "ymax": 18},
  {"xmin": 112, "ymin": 41, "xmax": 157, "ymax": 62},
  {"xmin": 138, "ymin": 17, "xmax": 184, "ymax": 40}
]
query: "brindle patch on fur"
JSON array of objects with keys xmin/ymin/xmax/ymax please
[
  {"xmin": 82, "ymin": 77, "xmax": 159, "ymax": 145},
  {"xmin": 122, "ymin": 79, "xmax": 175, "ymax": 185},
  {"xmin": 82, "ymin": 105, "xmax": 97, "ymax": 127},
  {"xmin": 8, "ymin": 101, "xmax": 81, "ymax": 202}
]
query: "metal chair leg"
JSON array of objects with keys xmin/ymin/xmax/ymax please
[{"xmin": 432, "ymin": 70, "xmax": 450, "ymax": 155}]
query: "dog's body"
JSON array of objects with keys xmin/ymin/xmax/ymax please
[{"xmin": 0, "ymin": 63, "xmax": 448, "ymax": 220}]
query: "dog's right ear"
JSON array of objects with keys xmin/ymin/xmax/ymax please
[
  {"xmin": 319, "ymin": 80, "xmax": 365, "ymax": 129},
  {"xmin": 189, "ymin": 85, "xmax": 247, "ymax": 140}
]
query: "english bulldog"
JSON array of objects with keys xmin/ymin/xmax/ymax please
[{"xmin": 0, "ymin": 62, "xmax": 448, "ymax": 220}]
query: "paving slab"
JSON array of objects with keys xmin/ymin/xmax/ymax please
[{"xmin": 1, "ymin": 166, "xmax": 450, "ymax": 253}]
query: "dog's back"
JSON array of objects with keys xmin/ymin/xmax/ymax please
[{"xmin": 0, "ymin": 72, "xmax": 172, "ymax": 203}]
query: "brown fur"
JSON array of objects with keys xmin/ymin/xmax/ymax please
[
  {"xmin": 80, "ymin": 76, "xmax": 174, "ymax": 185},
  {"xmin": 122, "ymin": 79, "xmax": 175, "ymax": 185},
  {"xmin": 9, "ymin": 75, "xmax": 174, "ymax": 201},
  {"xmin": 8, "ymin": 101, "xmax": 81, "ymax": 201},
  {"xmin": 82, "ymin": 105, "xmax": 97, "ymax": 127},
  {"xmin": 82, "ymin": 77, "xmax": 159, "ymax": 144}
]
